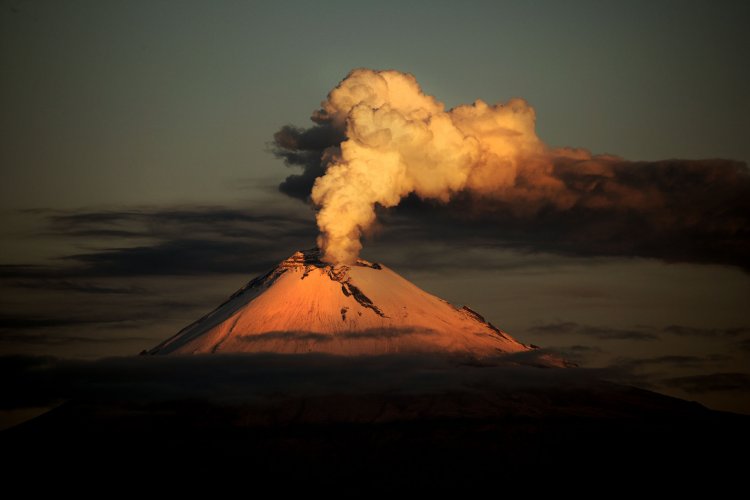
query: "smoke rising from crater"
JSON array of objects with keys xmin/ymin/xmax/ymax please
[{"xmin": 275, "ymin": 69, "xmax": 750, "ymax": 268}]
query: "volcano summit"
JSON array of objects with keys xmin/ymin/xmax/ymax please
[{"xmin": 150, "ymin": 248, "xmax": 530, "ymax": 356}]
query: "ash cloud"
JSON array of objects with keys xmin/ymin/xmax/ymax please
[
  {"xmin": 273, "ymin": 124, "xmax": 345, "ymax": 200},
  {"xmin": 273, "ymin": 68, "xmax": 750, "ymax": 270}
]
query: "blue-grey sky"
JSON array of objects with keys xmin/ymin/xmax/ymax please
[
  {"xmin": 2, "ymin": 0, "xmax": 748, "ymax": 209},
  {"xmin": 1, "ymin": 0, "xmax": 749, "ymax": 416}
]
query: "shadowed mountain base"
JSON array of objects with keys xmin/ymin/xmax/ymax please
[{"xmin": 4, "ymin": 381, "xmax": 747, "ymax": 481}]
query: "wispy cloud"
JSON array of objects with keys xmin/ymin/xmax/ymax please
[
  {"xmin": 0, "ymin": 313, "xmax": 133, "ymax": 330},
  {"xmin": 11, "ymin": 280, "xmax": 145, "ymax": 294},
  {"xmin": 0, "ymin": 332, "xmax": 150, "ymax": 347},
  {"xmin": 662, "ymin": 325, "xmax": 750, "ymax": 338},
  {"xmin": 619, "ymin": 354, "xmax": 732, "ymax": 370},
  {"xmin": 530, "ymin": 322, "xmax": 750, "ymax": 342},
  {"xmin": 3, "ymin": 206, "xmax": 317, "ymax": 278}
]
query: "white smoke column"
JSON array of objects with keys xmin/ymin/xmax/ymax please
[{"xmin": 311, "ymin": 69, "xmax": 571, "ymax": 264}]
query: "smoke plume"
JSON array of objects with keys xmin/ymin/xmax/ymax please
[{"xmin": 275, "ymin": 69, "xmax": 750, "ymax": 267}]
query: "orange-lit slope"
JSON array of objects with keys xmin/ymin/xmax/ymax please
[{"xmin": 149, "ymin": 249, "xmax": 530, "ymax": 356}]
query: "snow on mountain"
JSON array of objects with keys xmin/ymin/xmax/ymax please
[{"xmin": 149, "ymin": 248, "xmax": 531, "ymax": 356}]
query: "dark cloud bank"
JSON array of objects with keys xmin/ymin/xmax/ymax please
[
  {"xmin": 2, "ymin": 207, "xmax": 317, "ymax": 279},
  {"xmin": 4, "ymin": 167, "xmax": 749, "ymax": 282},
  {"xmin": 274, "ymin": 123, "xmax": 750, "ymax": 271}
]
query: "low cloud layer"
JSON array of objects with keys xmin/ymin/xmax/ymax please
[{"xmin": 274, "ymin": 69, "xmax": 750, "ymax": 269}]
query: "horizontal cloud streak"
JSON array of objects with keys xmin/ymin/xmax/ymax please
[
  {"xmin": 237, "ymin": 328, "xmax": 437, "ymax": 344},
  {"xmin": 11, "ymin": 280, "xmax": 145, "ymax": 294},
  {"xmin": 528, "ymin": 322, "xmax": 658, "ymax": 341},
  {"xmin": 0, "ymin": 313, "xmax": 135, "ymax": 330},
  {"xmin": 529, "ymin": 322, "xmax": 750, "ymax": 342},
  {"xmin": 663, "ymin": 325, "xmax": 750, "ymax": 338},
  {"xmin": 662, "ymin": 373, "xmax": 750, "ymax": 394},
  {"xmin": 2, "ymin": 206, "xmax": 317, "ymax": 278},
  {"xmin": 0, "ymin": 332, "xmax": 150, "ymax": 347}
]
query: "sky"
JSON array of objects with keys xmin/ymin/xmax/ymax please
[{"xmin": 1, "ymin": 0, "xmax": 749, "ymax": 415}]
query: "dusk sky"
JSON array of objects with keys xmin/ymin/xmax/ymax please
[{"xmin": 2, "ymin": 0, "xmax": 749, "ymax": 416}]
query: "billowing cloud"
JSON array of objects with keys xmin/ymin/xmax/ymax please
[{"xmin": 274, "ymin": 68, "xmax": 750, "ymax": 269}]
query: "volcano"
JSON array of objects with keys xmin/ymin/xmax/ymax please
[
  {"xmin": 150, "ymin": 248, "xmax": 530, "ymax": 356},
  {"xmin": 9, "ymin": 248, "xmax": 749, "ymax": 478}
]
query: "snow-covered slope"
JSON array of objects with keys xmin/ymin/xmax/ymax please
[{"xmin": 150, "ymin": 249, "xmax": 531, "ymax": 356}]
